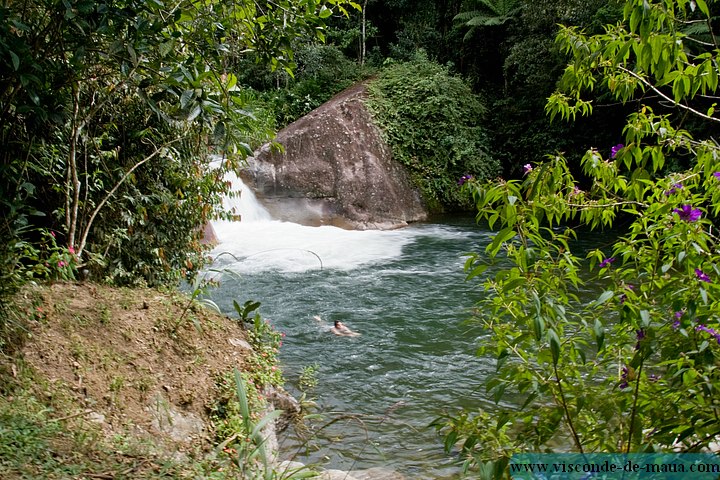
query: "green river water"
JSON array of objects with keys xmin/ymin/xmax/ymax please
[{"xmin": 204, "ymin": 176, "xmax": 608, "ymax": 478}]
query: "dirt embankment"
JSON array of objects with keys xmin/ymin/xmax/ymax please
[{"xmin": 0, "ymin": 282, "xmax": 258, "ymax": 478}]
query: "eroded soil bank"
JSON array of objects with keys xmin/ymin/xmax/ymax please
[{"xmin": 0, "ymin": 282, "xmax": 263, "ymax": 478}]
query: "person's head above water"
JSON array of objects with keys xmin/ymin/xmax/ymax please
[{"xmin": 334, "ymin": 320, "xmax": 341, "ymax": 327}]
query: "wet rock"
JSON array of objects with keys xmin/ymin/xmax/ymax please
[
  {"xmin": 351, "ymin": 467, "xmax": 407, "ymax": 480},
  {"xmin": 244, "ymin": 83, "xmax": 428, "ymax": 230},
  {"xmin": 319, "ymin": 469, "xmax": 361, "ymax": 480},
  {"xmin": 263, "ymin": 385, "xmax": 302, "ymax": 432},
  {"xmin": 275, "ymin": 461, "xmax": 404, "ymax": 480},
  {"xmin": 200, "ymin": 222, "xmax": 218, "ymax": 245}
]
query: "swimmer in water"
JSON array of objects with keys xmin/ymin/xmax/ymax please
[{"xmin": 330, "ymin": 320, "xmax": 360, "ymax": 337}]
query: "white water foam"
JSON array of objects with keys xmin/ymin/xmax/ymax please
[{"xmin": 210, "ymin": 173, "xmax": 419, "ymax": 273}]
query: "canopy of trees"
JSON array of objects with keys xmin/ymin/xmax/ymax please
[{"xmin": 1, "ymin": 0, "xmax": 359, "ymax": 297}]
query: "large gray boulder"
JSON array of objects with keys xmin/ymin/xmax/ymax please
[{"xmin": 243, "ymin": 83, "xmax": 428, "ymax": 230}]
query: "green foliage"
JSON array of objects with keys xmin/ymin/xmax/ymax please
[
  {"xmin": 442, "ymin": 0, "xmax": 720, "ymax": 476},
  {"xmin": 366, "ymin": 52, "xmax": 500, "ymax": 211},
  {"xmin": 484, "ymin": 0, "xmax": 625, "ymax": 176},
  {"xmin": 454, "ymin": 0, "xmax": 521, "ymax": 40},
  {"xmin": 246, "ymin": 314, "xmax": 285, "ymax": 388},
  {"xmin": 258, "ymin": 44, "xmax": 369, "ymax": 127},
  {"xmin": 0, "ymin": 379, "xmax": 253, "ymax": 479},
  {"xmin": 234, "ymin": 299, "xmax": 262, "ymax": 323},
  {"xmin": 230, "ymin": 299, "xmax": 284, "ymax": 388},
  {"xmin": 211, "ymin": 369, "xmax": 280, "ymax": 480},
  {"xmin": 0, "ymin": 0, "xmax": 359, "ymax": 301},
  {"xmin": 298, "ymin": 364, "xmax": 320, "ymax": 392}
]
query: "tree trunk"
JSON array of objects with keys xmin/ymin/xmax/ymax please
[
  {"xmin": 361, "ymin": 0, "xmax": 368, "ymax": 66},
  {"xmin": 67, "ymin": 83, "xmax": 82, "ymax": 252}
]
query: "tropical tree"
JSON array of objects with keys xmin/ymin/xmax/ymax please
[
  {"xmin": 454, "ymin": 0, "xmax": 521, "ymax": 40},
  {"xmin": 0, "ymin": 0, "xmax": 359, "ymax": 291},
  {"xmin": 434, "ymin": 0, "xmax": 720, "ymax": 477}
]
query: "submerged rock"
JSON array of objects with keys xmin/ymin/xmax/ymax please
[
  {"xmin": 275, "ymin": 461, "xmax": 406, "ymax": 480},
  {"xmin": 244, "ymin": 83, "xmax": 428, "ymax": 230}
]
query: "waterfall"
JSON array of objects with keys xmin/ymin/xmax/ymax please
[
  {"xmin": 221, "ymin": 171, "xmax": 271, "ymax": 223},
  {"xmin": 210, "ymin": 172, "xmax": 423, "ymax": 273}
]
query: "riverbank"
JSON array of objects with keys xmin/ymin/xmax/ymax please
[{"xmin": 0, "ymin": 282, "xmax": 291, "ymax": 478}]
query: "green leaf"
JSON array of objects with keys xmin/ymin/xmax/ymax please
[
  {"xmin": 677, "ymin": 251, "xmax": 686, "ymax": 264},
  {"xmin": 226, "ymin": 73, "xmax": 238, "ymax": 90},
  {"xmin": 695, "ymin": 0, "xmax": 710, "ymax": 17},
  {"xmin": 466, "ymin": 263, "xmax": 489, "ymax": 280},
  {"xmin": 9, "ymin": 50, "xmax": 19, "ymax": 70},
  {"xmin": 640, "ymin": 309, "xmax": 650, "ymax": 327},
  {"xmin": 318, "ymin": 6, "xmax": 332, "ymax": 18},
  {"xmin": 496, "ymin": 412, "xmax": 510, "ymax": 430},
  {"xmin": 233, "ymin": 368, "xmax": 251, "ymax": 429},
  {"xmin": 548, "ymin": 329, "xmax": 561, "ymax": 366},
  {"xmin": 699, "ymin": 287, "xmax": 708, "ymax": 304},
  {"xmin": 533, "ymin": 315, "xmax": 545, "ymax": 342},
  {"xmin": 520, "ymin": 391, "xmax": 538, "ymax": 410},
  {"xmin": 487, "ymin": 227, "xmax": 515, "ymax": 257},
  {"xmin": 493, "ymin": 383, "xmax": 506, "ymax": 404},
  {"xmin": 594, "ymin": 290, "xmax": 614, "ymax": 306},
  {"xmin": 180, "ymin": 89, "xmax": 194, "ymax": 109},
  {"xmin": 594, "ymin": 318, "xmax": 604, "ymax": 351}
]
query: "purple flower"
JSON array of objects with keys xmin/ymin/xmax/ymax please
[
  {"xmin": 665, "ymin": 183, "xmax": 683, "ymax": 195},
  {"xmin": 599, "ymin": 257, "xmax": 616, "ymax": 268},
  {"xmin": 696, "ymin": 325, "xmax": 720, "ymax": 345},
  {"xmin": 672, "ymin": 310, "xmax": 683, "ymax": 329},
  {"xmin": 522, "ymin": 164, "xmax": 533, "ymax": 175},
  {"xmin": 713, "ymin": 172, "xmax": 720, "ymax": 180},
  {"xmin": 619, "ymin": 366, "xmax": 629, "ymax": 389},
  {"xmin": 619, "ymin": 284, "xmax": 634, "ymax": 304},
  {"xmin": 695, "ymin": 268, "xmax": 711, "ymax": 283},
  {"xmin": 673, "ymin": 205, "xmax": 702, "ymax": 222},
  {"xmin": 457, "ymin": 174, "xmax": 474, "ymax": 186},
  {"xmin": 611, "ymin": 144, "xmax": 624, "ymax": 158},
  {"xmin": 634, "ymin": 329, "xmax": 646, "ymax": 351}
]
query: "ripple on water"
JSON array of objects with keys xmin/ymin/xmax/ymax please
[{"xmin": 205, "ymin": 218, "xmax": 612, "ymax": 477}]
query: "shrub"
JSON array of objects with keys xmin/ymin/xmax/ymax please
[
  {"xmin": 366, "ymin": 52, "xmax": 500, "ymax": 211},
  {"xmin": 436, "ymin": 1, "xmax": 720, "ymax": 476},
  {"xmin": 260, "ymin": 44, "xmax": 368, "ymax": 127}
]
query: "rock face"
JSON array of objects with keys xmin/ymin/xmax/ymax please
[{"xmin": 243, "ymin": 83, "xmax": 428, "ymax": 230}]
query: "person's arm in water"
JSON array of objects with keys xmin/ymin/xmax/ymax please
[{"xmin": 331, "ymin": 320, "xmax": 360, "ymax": 336}]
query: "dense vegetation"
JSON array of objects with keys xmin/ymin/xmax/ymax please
[
  {"xmin": 0, "ymin": 0, "xmax": 626, "ymax": 305},
  {"xmin": 434, "ymin": 0, "xmax": 720, "ymax": 477},
  {"xmin": 366, "ymin": 53, "xmax": 500, "ymax": 210},
  {"xmin": 3, "ymin": 0, "xmax": 720, "ymax": 478},
  {"xmin": 0, "ymin": 0, "xmax": 357, "ymax": 300}
]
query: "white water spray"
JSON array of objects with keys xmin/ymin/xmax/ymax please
[{"xmin": 211, "ymin": 172, "xmax": 421, "ymax": 273}]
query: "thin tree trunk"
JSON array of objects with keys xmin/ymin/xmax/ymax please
[
  {"xmin": 76, "ymin": 136, "xmax": 187, "ymax": 260},
  {"xmin": 67, "ymin": 83, "xmax": 82, "ymax": 250},
  {"xmin": 361, "ymin": 0, "xmax": 368, "ymax": 66},
  {"xmin": 64, "ymin": 70, "xmax": 136, "ymax": 254}
]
